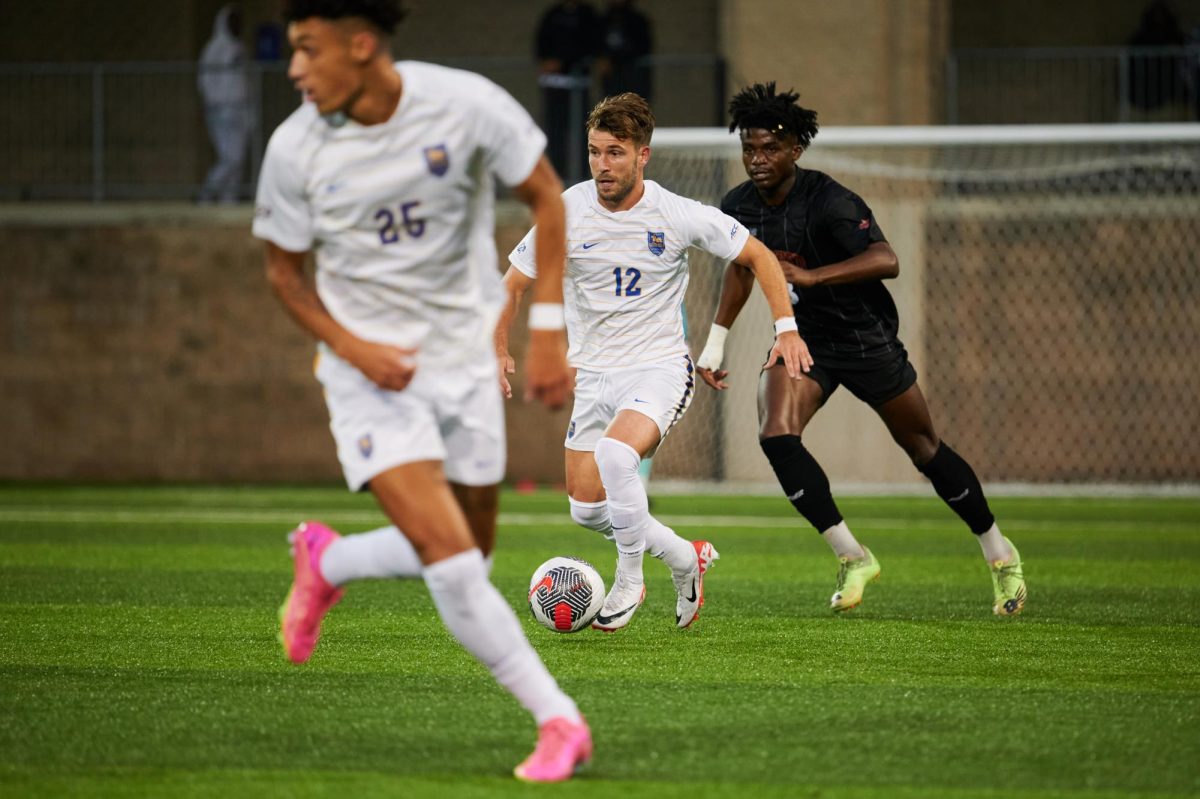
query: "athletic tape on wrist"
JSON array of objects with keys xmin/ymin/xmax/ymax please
[
  {"xmin": 697, "ymin": 323, "xmax": 729, "ymax": 370},
  {"xmin": 774, "ymin": 317, "xmax": 799, "ymax": 336},
  {"xmin": 528, "ymin": 303, "xmax": 566, "ymax": 330}
]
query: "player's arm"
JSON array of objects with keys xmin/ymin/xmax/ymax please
[
  {"xmin": 787, "ymin": 241, "xmax": 898, "ymax": 288},
  {"xmin": 263, "ymin": 241, "xmax": 416, "ymax": 391},
  {"xmin": 511, "ymin": 155, "xmax": 571, "ymax": 410},
  {"xmin": 731, "ymin": 236, "xmax": 812, "ymax": 379},
  {"xmin": 495, "ymin": 265, "xmax": 536, "ymax": 399}
]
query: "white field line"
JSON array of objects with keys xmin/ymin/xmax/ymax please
[{"xmin": 0, "ymin": 507, "xmax": 1194, "ymax": 533}]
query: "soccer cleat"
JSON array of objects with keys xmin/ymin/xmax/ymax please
[
  {"xmin": 830, "ymin": 546, "xmax": 881, "ymax": 612},
  {"xmin": 674, "ymin": 540, "xmax": 720, "ymax": 629},
  {"xmin": 278, "ymin": 520, "xmax": 344, "ymax": 664},
  {"xmin": 591, "ymin": 567, "xmax": 646, "ymax": 632},
  {"xmin": 990, "ymin": 537, "xmax": 1027, "ymax": 616},
  {"xmin": 513, "ymin": 716, "xmax": 593, "ymax": 783}
]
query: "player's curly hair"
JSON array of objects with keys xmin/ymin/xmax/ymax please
[
  {"xmin": 283, "ymin": 0, "xmax": 407, "ymax": 34},
  {"xmin": 587, "ymin": 93, "xmax": 656, "ymax": 148},
  {"xmin": 727, "ymin": 82, "xmax": 819, "ymax": 148}
]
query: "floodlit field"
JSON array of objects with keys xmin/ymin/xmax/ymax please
[{"xmin": 1, "ymin": 485, "xmax": 1197, "ymax": 798}]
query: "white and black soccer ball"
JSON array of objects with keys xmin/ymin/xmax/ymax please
[{"xmin": 528, "ymin": 556, "xmax": 606, "ymax": 633}]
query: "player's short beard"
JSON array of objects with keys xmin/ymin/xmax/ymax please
[{"xmin": 597, "ymin": 170, "xmax": 636, "ymax": 205}]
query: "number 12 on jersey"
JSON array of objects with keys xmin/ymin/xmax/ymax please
[{"xmin": 613, "ymin": 267, "xmax": 642, "ymax": 297}]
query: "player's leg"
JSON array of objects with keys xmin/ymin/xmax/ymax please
[
  {"xmin": 594, "ymin": 357, "xmax": 716, "ymax": 629},
  {"xmin": 369, "ymin": 463, "xmax": 590, "ymax": 779},
  {"xmin": 757, "ymin": 364, "xmax": 879, "ymax": 611},
  {"xmin": 875, "ymin": 382, "xmax": 1026, "ymax": 615}
]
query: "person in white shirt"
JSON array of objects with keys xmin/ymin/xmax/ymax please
[
  {"xmin": 198, "ymin": 4, "xmax": 252, "ymax": 203},
  {"xmin": 251, "ymin": 0, "xmax": 588, "ymax": 783},
  {"xmin": 497, "ymin": 93, "xmax": 811, "ymax": 633}
]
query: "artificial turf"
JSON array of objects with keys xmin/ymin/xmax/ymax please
[{"xmin": 1, "ymin": 485, "xmax": 1197, "ymax": 798}]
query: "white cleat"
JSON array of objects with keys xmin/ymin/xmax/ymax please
[
  {"xmin": 674, "ymin": 540, "xmax": 719, "ymax": 629},
  {"xmin": 591, "ymin": 567, "xmax": 646, "ymax": 632}
]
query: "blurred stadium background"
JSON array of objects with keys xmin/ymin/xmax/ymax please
[{"xmin": 1, "ymin": 0, "xmax": 1198, "ymax": 491}]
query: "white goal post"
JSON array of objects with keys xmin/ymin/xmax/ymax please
[{"xmin": 641, "ymin": 124, "xmax": 1200, "ymax": 492}]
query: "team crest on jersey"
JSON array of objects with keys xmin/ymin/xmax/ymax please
[
  {"xmin": 358, "ymin": 434, "xmax": 373, "ymax": 458},
  {"xmin": 423, "ymin": 144, "xmax": 450, "ymax": 177},
  {"xmin": 647, "ymin": 231, "xmax": 665, "ymax": 256}
]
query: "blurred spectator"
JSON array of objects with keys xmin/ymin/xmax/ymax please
[
  {"xmin": 535, "ymin": 1, "xmax": 600, "ymax": 181},
  {"xmin": 598, "ymin": 0, "xmax": 654, "ymax": 102},
  {"xmin": 197, "ymin": 4, "xmax": 251, "ymax": 204},
  {"xmin": 1125, "ymin": 0, "xmax": 1186, "ymax": 111}
]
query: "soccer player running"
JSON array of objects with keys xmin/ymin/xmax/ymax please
[
  {"xmin": 253, "ymin": 0, "xmax": 590, "ymax": 782},
  {"xmin": 497, "ymin": 93, "xmax": 811, "ymax": 632},
  {"xmin": 696, "ymin": 83, "xmax": 1027, "ymax": 616}
]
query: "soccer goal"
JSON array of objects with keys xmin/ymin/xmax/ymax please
[{"xmin": 645, "ymin": 124, "xmax": 1200, "ymax": 492}]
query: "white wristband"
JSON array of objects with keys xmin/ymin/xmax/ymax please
[
  {"xmin": 774, "ymin": 317, "xmax": 798, "ymax": 336},
  {"xmin": 697, "ymin": 323, "xmax": 729, "ymax": 371},
  {"xmin": 528, "ymin": 303, "xmax": 566, "ymax": 331}
]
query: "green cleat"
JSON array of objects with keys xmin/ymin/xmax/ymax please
[
  {"xmin": 830, "ymin": 547, "xmax": 881, "ymax": 612},
  {"xmin": 990, "ymin": 537, "xmax": 1027, "ymax": 616}
]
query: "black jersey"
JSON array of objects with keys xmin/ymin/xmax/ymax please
[{"xmin": 721, "ymin": 167, "xmax": 900, "ymax": 359}]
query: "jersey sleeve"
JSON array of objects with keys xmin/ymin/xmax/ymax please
[
  {"xmin": 252, "ymin": 131, "xmax": 312, "ymax": 252},
  {"xmin": 474, "ymin": 79, "xmax": 548, "ymax": 189},
  {"xmin": 818, "ymin": 188, "xmax": 887, "ymax": 255},
  {"xmin": 681, "ymin": 196, "xmax": 751, "ymax": 262},
  {"xmin": 507, "ymin": 226, "xmax": 538, "ymax": 279}
]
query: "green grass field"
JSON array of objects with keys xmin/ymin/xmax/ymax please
[{"xmin": 1, "ymin": 485, "xmax": 1198, "ymax": 798}]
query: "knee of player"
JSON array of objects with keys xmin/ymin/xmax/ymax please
[
  {"xmin": 902, "ymin": 433, "xmax": 941, "ymax": 467},
  {"xmin": 593, "ymin": 437, "xmax": 642, "ymax": 485},
  {"xmin": 568, "ymin": 497, "xmax": 611, "ymax": 534}
]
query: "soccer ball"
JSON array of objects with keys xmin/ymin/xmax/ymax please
[{"xmin": 528, "ymin": 556, "xmax": 606, "ymax": 633}]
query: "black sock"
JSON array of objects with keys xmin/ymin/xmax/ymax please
[
  {"xmin": 759, "ymin": 435, "xmax": 843, "ymax": 532},
  {"xmin": 917, "ymin": 442, "xmax": 995, "ymax": 534}
]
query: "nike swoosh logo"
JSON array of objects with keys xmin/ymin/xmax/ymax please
[
  {"xmin": 594, "ymin": 602, "xmax": 639, "ymax": 626},
  {"xmin": 581, "ymin": 242, "xmax": 598, "ymax": 249},
  {"xmin": 685, "ymin": 577, "xmax": 697, "ymax": 603},
  {"xmin": 787, "ymin": 489, "xmax": 805, "ymax": 501},
  {"xmin": 633, "ymin": 398, "xmax": 649, "ymax": 404},
  {"xmin": 948, "ymin": 488, "xmax": 969, "ymax": 502}
]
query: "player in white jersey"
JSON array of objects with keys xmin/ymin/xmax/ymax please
[
  {"xmin": 497, "ymin": 93, "xmax": 812, "ymax": 632},
  {"xmin": 251, "ymin": 0, "xmax": 588, "ymax": 783}
]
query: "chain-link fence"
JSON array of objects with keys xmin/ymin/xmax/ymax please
[{"xmin": 0, "ymin": 55, "xmax": 725, "ymax": 201}]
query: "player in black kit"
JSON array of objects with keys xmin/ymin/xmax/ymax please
[{"xmin": 695, "ymin": 82, "xmax": 1027, "ymax": 616}]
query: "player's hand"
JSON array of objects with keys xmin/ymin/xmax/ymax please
[
  {"xmin": 524, "ymin": 329, "xmax": 572, "ymax": 409},
  {"xmin": 343, "ymin": 338, "xmax": 418, "ymax": 391},
  {"xmin": 497, "ymin": 350, "xmax": 516, "ymax": 399},
  {"xmin": 763, "ymin": 330, "xmax": 812, "ymax": 379},
  {"xmin": 781, "ymin": 262, "xmax": 816, "ymax": 288},
  {"xmin": 697, "ymin": 366, "xmax": 730, "ymax": 391}
]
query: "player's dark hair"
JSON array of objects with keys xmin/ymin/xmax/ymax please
[
  {"xmin": 282, "ymin": 0, "xmax": 407, "ymax": 34},
  {"xmin": 728, "ymin": 82, "xmax": 819, "ymax": 148},
  {"xmin": 587, "ymin": 93, "xmax": 655, "ymax": 148}
]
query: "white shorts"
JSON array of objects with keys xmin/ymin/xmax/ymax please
[
  {"xmin": 565, "ymin": 355, "xmax": 695, "ymax": 456},
  {"xmin": 315, "ymin": 346, "xmax": 506, "ymax": 491}
]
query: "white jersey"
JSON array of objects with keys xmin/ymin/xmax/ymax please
[
  {"xmin": 509, "ymin": 179, "xmax": 750, "ymax": 371},
  {"xmin": 253, "ymin": 61, "xmax": 546, "ymax": 365}
]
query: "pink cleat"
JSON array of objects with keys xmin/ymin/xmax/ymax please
[
  {"xmin": 278, "ymin": 521, "xmax": 344, "ymax": 664},
  {"xmin": 513, "ymin": 716, "xmax": 593, "ymax": 783}
]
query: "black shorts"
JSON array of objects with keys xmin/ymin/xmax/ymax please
[{"xmin": 773, "ymin": 344, "xmax": 918, "ymax": 408}]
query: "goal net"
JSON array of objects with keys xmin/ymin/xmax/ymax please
[{"xmin": 644, "ymin": 124, "xmax": 1200, "ymax": 490}]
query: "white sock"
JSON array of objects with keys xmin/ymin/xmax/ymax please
[
  {"xmin": 320, "ymin": 525, "xmax": 423, "ymax": 586},
  {"xmin": 423, "ymin": 549, "xmax": 581, "ymax": 726},
  {"xmin": 976, "ymin": 523, "xmax": 1012, "ymax": 564},
  {"xmin": 594, "ymin": 438, "xmax": 648, "ymax": 579},
  {"xmin": 821, "ymin": 521, "xmax": 866, "ymax": 560},
  {"xmin": 569, "ymin": 497, "xmax": 615, "ymax": 541},
  {"xmin": 571, "ymin": 496, "xmax": 693, "ymax": 573},
  {"xmin": 645, "ymin": 516, "xmax": 696, "ymax": 574}
]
